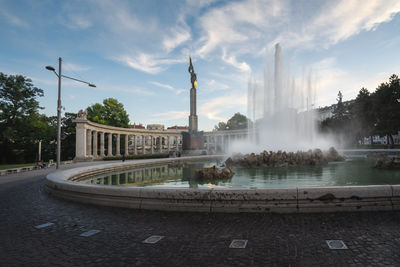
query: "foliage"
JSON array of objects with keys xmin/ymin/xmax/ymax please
[
  {"xmin": 61, "ymin": 112, "xmax": 77, "ymax": 160},
  {"xmin": 0, "ymin": 73, "xmax": 48, "ymax": 163},
  {"xmin": 214, "ymin": 112, "xmax": 248, "ymax": 131},
  {"xmin": 320, "ymin": 74, "xmax": 400, "ymax": 147},
  {"xmin": 103, "ymin": 153, "xmax": 169, "ymax": 161},
  {"xmin": 86, "ymin": 98, "xmax": 130, "ymax": 128}
]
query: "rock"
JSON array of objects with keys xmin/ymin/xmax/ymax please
[
  {"xmin": 225, "ymin": 147, "xmax": 345, "ymax": 168},
  {"xmin": 325, "ymin": 147, "xmax": 345, "ymax": 162},
  {"xmin": 195, "ymin": 165, "xmax": 235, "ymax": 181},
  {"xmin": 375, "ymin": 156, "xmax": 400, "ymax": 169}
]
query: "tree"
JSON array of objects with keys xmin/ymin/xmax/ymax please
[
  {"xmin": 61, "ymin": 112, "xmax": 77, "ymax": 160},
  {"xmin": 0, "ymin": 73, "xmax": 45, "ymax": 163},
  {"xmin": 371, "ymin": 74, "xmax": 400, "ymax": 146},
  {"xmin": 214, "ymin": 113, "xmax": 248, "ymax": 131},
  {"xmin": 350, "ymin": 87, "xmax": 377, "ymax": 143},
  {"xmin": 86, "ymin": 98, "xmax": 130, "ymax": 128},
  {"xmin": 320, "ymin": 91, "xmax": 353, "ymax": 145}
]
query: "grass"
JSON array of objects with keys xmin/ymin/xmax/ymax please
[{"xmin": 0, "ymin": 163, "xmax": 35, "ymax": 170}]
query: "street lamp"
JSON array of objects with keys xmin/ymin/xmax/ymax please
[{"xmin": 46, "ymin": 57, "xmax": 96, "ymax": 169}]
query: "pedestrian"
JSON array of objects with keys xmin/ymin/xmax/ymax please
[{"xmin": 122, "ymin": 154, "xmax": 126, "ymax": 162}]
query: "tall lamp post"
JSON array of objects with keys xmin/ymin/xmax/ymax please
[{"xmin": 46, "ymin": 57, "xmax": 96, "ymax": 169}]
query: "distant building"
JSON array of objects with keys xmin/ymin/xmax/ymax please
[
  {"xmin": 167, "ymin": 125, "xmax": 189, "ymax": 132},
  {"xmin": 147, "ymin": 124, "xmax": 164, "ymax": 130},
  {"xmin": 316, "ymin": 100, "xmax": 354, "ymax": 121},
  {"xmin": 130, "ymin": 123, "xmax": 145, "ymax": 129}
]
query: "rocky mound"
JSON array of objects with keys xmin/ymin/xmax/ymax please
[
  {"xmin": 195, "ymin": 166, "xmax": 235, "ymax": 181},
  {"xmin": 375, "ymin": 155, "xmax": 400, "ymax": 169},
  {"xmin": 225, "ymin": 147, "xmax": 345, "ymax": 168}
]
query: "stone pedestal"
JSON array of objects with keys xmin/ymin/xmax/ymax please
[{"xmin": 182, "ymin": 131, "xmax": 204, "ymax": 150}]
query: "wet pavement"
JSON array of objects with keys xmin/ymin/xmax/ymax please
[{"xmin": 1, "ymin": 163, "xmax": 400, "ymax": 266}]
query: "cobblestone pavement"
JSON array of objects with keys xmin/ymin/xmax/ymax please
[{"xmin": 1, "ymin": 164, "xmax": 400, "ymax": 266}]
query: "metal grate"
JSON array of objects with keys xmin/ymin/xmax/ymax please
[{"xmin": 326, "ymin": 240, "xmax": 348, "ymax": 249}]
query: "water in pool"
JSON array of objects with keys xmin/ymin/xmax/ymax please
[{"xmin": 80, "ymin": 158, "xmax": 400, "ymax": 189}]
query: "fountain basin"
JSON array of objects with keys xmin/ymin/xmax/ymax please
[{"xmin": 45, "ymin": 156, "xmax": 400, "ymax": 213}]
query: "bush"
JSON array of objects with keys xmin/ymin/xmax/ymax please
[{"xmin": 103, "ymin": 153, "xmax": 169, "ymax": 161}]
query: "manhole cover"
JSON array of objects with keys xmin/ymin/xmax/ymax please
[
  {"xmin": 229, "ymin": 239, "xmax": 248, "ymax": 249},
  {"xmin": 80, "ymin": 229, "xmax": 101, "ymax": 237},
  {"xmin": 143, "ymin": 235, "xmax": 164, "ymax": 244},
  {"xmin": 326, "ymin": 240, "xmax": 348, "ymax": 249},
  {"xmin": 34, "ymin": 222, "xmax": 54, "ymax": 229}
]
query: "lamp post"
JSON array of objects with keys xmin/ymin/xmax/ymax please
[{"xmin": 46, "ymin": 57, "xmax": 96, "ymax": 169}]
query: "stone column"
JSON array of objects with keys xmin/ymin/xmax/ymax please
[
  {"xmin": 214, "ymin": 136, "xmax": 217, "ymax": 150},
  {"xmin": 75, "ymin": 123, "xmax": 87, "ymax": 160},
  {"xmin": 86, "ymin": 129, "xmax": 92, "ymax": 156},
  {"xmin": 116, "ymin": 134, "xmax": 121, "ymax": 156},
  {"xmin": 107, "ymin": 133, "xmax": 113, "ymax": 156},
  {"xmin": 206, "ymin": 136, "xmax": 210, "ymax": 150},
  {"xmin": 100, "ymin": 132, "xmax": 105, "ymax": 157},
  {"xmin": 159, "ymin": 136, "xmax": 162, "ymax": 153},
  {"xmin": 167, "ymin": 136, "xmax": 171, "ymax": 152},
  {"xmin": 151, "ymin": 136, "xmax": 154, "ymax": 154},
  {"xmin": 133, "ymin": 135, "xmax": 137, "ymax": 155},
  {"xmin": 93, "ymin": 130, "xmax": 98, "ymax": 158},
  {"xmin": 125, "ymin": 134, "xmax": 129, "ymax": 156},
  {"xmin": 142, "ymin": 135, "xmax": 146, "ymax": 154}
]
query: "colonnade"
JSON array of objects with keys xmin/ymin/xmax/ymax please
[
  {"xmin": 74, "ymin": 117, "xmax": 182, "ymax": 161},
  {"xmin": 203, "ymin": 129, "xmax": 248, "ymax": 153}
]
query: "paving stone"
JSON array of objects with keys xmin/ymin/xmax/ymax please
[{"xmin": 0, "ymin": 167, "xmax": 400, "ymax": 266}]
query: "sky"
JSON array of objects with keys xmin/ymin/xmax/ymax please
[{"xmin": 1, "ymin": 0, "xmax": 399, "ymax": 131}]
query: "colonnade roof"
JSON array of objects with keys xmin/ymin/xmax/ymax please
[{"xmin": 73, "ymin": 118, "xmax": 184, "ymax": 136}]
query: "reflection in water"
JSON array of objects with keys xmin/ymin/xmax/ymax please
[{"xmin": 83, "ymin": 159, "xmax": 400, "ymax": 189}]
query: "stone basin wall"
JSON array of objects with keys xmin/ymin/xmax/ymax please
[{"xmin": 45, "ymin": 155, "xmax": 400, "ymax": 213}]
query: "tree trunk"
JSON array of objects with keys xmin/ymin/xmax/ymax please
[{"xmin": 389, "ymin": 134, "xmax": 394, "ymax": 148}]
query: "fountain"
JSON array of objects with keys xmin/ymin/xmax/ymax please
[
  {"xmin": 231, "ymin": 43, "xmax": 332, "ymax": 153},
  {"xmin": 45, "ymin": 44, "xmax": 400, "ymax": 214}
]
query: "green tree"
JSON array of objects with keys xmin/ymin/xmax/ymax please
[
  {"xmin": 61, "ymin": 112, "xmax": 77, "ymax": 160},
  {"xmin": 371, "ymin": 74, "xmax": 400, "ymax": 146},
  {"xmin": 350, "ymin": 88, "xmax": 374, "ymax": 143},
  {"xmin": 0, "ymin": 73, "xmax": 46, "ymax": 163},
  {"xmin": 214, "ymin": 113, "xmax": 248, "ymax": 131},
  {"xmin": 86, "ymin": 98, "xmax": 130, "ymax": 128}
]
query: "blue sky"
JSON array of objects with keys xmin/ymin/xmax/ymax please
[{"xmin": 1, "ymin": 0, "xmax": 399, "ymax": 131}]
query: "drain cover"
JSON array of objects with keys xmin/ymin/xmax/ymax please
[
  {"xmin": 34, "ymin": 222, "xmax": 54, "ymax": 229},
  {"xmin": 326, "ymin": 240, "xmax": 348, "ymax": 249},
  {"xmin": 143, "ymin": 235, "xmax": 164, "ymax": 244},
  {"xmin": 80, "ymin": 229, "xmax": 101, "ymax": 237},
  {"xmin": 229, "ymin": 240, "xmax": 248, "ymax": 249}
]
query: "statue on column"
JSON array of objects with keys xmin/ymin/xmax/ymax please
[{"xmin": 188, "ymin": 56, "xmax": 197, "ymax": 89}]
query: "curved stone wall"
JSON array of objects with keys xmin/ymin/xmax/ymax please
[{"xmin": 45, "ymin": 156, "xmax": 400, "ymax": 213}]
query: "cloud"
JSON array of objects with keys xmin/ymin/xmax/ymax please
[
  {"xmin": 199, "ymin": 93, "xmax": 247, "ymax": 122},
  {"xmin": 99, "ymin": 84, "xmax": 155, "ymax": 96},
  {"xmin": 272, "ymin": 0, "xmax": 400, "ymax": 49},
  {"xmin": 203, "ymin": 79, "xmax": 229, "ymax": 92},
  {"xmin": 61, "ymin": 13, "xmax": 92, "ymax": 30},
  {"xmin": 149, "ymin": 81, "xmax": 185, "ymax": 95},
  {"xmin": 162, "ymin": 24, "xmax": 191, "ymax": 52},
  {"xmin": 195, "ymin": 0, "xmax": 287, "ymax": 57},
  {"xmin": 63, "ymin": 62, "xmax": 91, "ymax": 72},
  {"xmin": 222, "ymin": 49, "xmax": 251, "ymax": 72},
  {"xmin": 0, "ymin": 7, "xmax": 28, "ymax": 28},
  {"xmin": 115, "ymin": 53, "xmax": 185, "ymax": 74},
  {"xmin": 151, "ymin": 110, "xmax": 189, "ymax": 121}
]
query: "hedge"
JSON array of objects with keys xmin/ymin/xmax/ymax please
[{"xmin": 103, "ymin": 153, "xmax": 169, "ymax": 161}]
